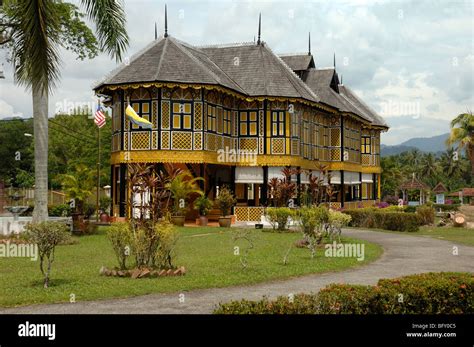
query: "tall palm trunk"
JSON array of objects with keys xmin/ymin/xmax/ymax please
[
  {"xmin": 469, "ymin": 143, "xmax": 474, "ymax": 176},
  {"xmin": 32, "ymin": 85, "xmax": 49, "ymax": 222}
]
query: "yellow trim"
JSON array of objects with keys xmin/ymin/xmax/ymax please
[
  {"xmin": 97, "ymin": 82, "xmax": 338, "ymax": 114},
  {"xmin": 110, "ymin": 150, "xmax": 382, "ymax": 173},
  {"xmin": 378, "ymin": 173, "xmax": 382, "ymax": 199}
]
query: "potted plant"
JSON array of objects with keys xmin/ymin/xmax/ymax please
[
  {"xmin": 194, "ymin": 195, "xmax": 212, "ymax": 226},
  {"xmin": 99, "ymin": 196, "xmax": 112, "ymax": 223},
  {"xmin": 167, "ymin": 171, "xmax": 204, "ymax": 227},
  {"xmin": 60, "ymin": 164, "xmax": 95, "ymax": 234},
  {"xmin": 215, "ymin": 186, "xmax": 236, "ymax": 228}
]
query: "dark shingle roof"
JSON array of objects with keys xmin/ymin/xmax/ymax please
[
  {"xmin": 95, "ymin": 37, "xmax": 319, "ymax": 102},
  {"xmin": 304, "ymin": 68, "xmax": 371, "ymax": 122},
  {"xmin": 338, "ymin": 84, "xmax": 388, "ymax": 127},
  {"xmin": 280, "ymin": 54, "xmax": 315, "ymax": 71},
  {"xmin": 95, "ymin": 37, "xmax": 244, "ymax": 93},
  {"xmin": 95, "ymin": 36, "xmax": 387, "ymax": 129},
  {"xmin": 200, "ymin": 43, "xmax": 319, "ymax": 101}
]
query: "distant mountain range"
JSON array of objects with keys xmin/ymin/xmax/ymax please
[{"xmin": 381, "ymin": 133, "xmax": 450, "ymax": 157}]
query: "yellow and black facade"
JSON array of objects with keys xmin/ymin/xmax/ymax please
[{"xmin": 95, "ymin": 33, "xmax": 388, "ymax": 218}]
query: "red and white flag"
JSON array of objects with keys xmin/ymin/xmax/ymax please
[{"xmin": 94, "ymin": 106, "xmax": 106, "ymax": 128}]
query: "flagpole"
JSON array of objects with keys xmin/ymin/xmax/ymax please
[{"xmin": 96, "ymin": 105, "xmax": 101, "ymax": 222}]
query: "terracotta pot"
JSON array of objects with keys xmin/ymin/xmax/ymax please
[
  {"xmin": 199, "ymin": 216, "xmax": 208, "ymax": 226},
  {"xmin": 100, "ymin": 212, "xmax": 110, "ymax": 223},
  {"xmin": 218, "ymin": 216, "xmax": 232, "ymax": 228},
  {"xmin": 171, "ymin": 215, "xmax": 185, "ymax": 227}
]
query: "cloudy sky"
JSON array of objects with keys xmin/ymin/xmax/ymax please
[{"xmin": 0, "ymin": 0, "xmax": 472, "ymax": 145}]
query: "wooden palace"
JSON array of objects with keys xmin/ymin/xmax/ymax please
[{"xmin": 94, "ymin": 15, "xmax": 389, "ymax": 221}]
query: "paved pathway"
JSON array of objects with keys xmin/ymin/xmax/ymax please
[{"xmin": 1, "ymin": 229, "xmax": 473, "ymax": 314}]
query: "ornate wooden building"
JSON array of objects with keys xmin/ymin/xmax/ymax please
[{"xmin": 94, "ymin": 21, "xmax": 389, "ymax": 220}]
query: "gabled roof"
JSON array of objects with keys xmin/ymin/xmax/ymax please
[
  {"xmin": 279, "ymin": 54, "xmax": 315, "ymax": 71},
  {"xmin": 432, "ymin": 182, "xmax": 448, "ymax": 193},
  {"xmin": 338, "ymin": 84, "xmax": 388, "ymax": 128},
  {"xmin": 200, "ymin": 43, "xmax": 319, "ymax": 101},
  {"xmin": 399, "ymin": 175, "xmax": 430, "ymax": 190},
  {"xmin": 95, "ymin": 37, "xmax": 244, "ymax": 93},
  {"xmin": 95, "ymin": 37, "xmax": 319, "ymax": 103},
  {"xmin": 304, "ymin": 68, "xmax": 371, "ymax": 123}
]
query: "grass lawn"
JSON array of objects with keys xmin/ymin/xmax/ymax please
[{"xmin": 0, "ymin": 226, "xmax": 382, "ymax": 308}]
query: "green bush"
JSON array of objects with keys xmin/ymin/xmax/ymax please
[
  {"xmin": 318, "ymin": 272, "xmax": 474, "ymax": 314},
  {"xmin": 266, "ymin": 207, "xmax": 295, "ymax": 231},
  {"xmin": 214, "ymin": 294, "xmax": 319, "ymax": 314},
  {"xmin": 433, "ymin": 204, "xmax": 460, "ymax": 212},
  {"xmin": 23, "ymin": 222, "xmax": 71, "ymax": 288},
  {"xmin": 416, "ymin": 205, "xmax": 435, "ymax": 225},
  {"xmin": 214, "ymin": 273, "xmax": 474, "ymax": 314},
  {"xmin": 107, "ymin": 222, "xmax": 132, "ymax": 270},
  {"xmin": 383, "ymin": 205, "xmax": 406, "ymax": 212},
  {"xmin": 154, "ymin": 221, "xmax": 179, "ymax": 269},
  {"xmin": 49, "ymin": 204, "xmax": 72, "ymax": 217},
  {"xmin": 344, "ymin": 209, "xmax": 420, "ymax": 232}
]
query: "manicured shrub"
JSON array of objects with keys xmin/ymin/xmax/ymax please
[
  {"xmin": 214, "ymin": 294, "xmax": 319, "ymax": 314},
  {"xmin": 344, "ymin": 209, "xmax": 420, "ymax": 232},
  {"xmin": 433, "ymin": 204, "xmax": 460, "ymax": 212},
  {"xmin": 49, "ymin": 204, "xmax": 72, "ymax": 217},
  {"xmin": 154, "ymin": 221, "xmax": 179, "ymax": 269},
  {"xmin": 416, "ymin": 205, "xmax": 435, "ymax": 225},
  {"xmin": 296, "ymin": 206, "xmax": 329, "ymax": 257},
  {"xmin": 266, "ymin": 207, "xmax": 295, "ymax": 231},
  {"xmin": 107, "ymin": 222, "xmax": 132, "ymax": 270},
  {"xmin": 383, "ymin": 195, "xmax": 399, "ymax": 205},
  {"xmin": 213, "ymin": 273, "xmax": 474, "ymax": 314},
  {"xmin": 23, "ymin": 222, "xmax": 71, "ymax": 288}
]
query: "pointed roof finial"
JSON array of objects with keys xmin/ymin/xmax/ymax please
[
  {"xmin": 257, "ymin": 13, "xmax": 261, "ymax": 45},
  {"xmin": 333, "ymin": 52, "xmax": 336, "ymax": 69},
  {"xmin": 164, "ymin": 4, "xmax": 168, "ymax": 38},
  {"xmin": 155, "ymin": 22, "xmax": 158, "ymax": 40},
  {"xmin": 308, "ymin": 32, "xmax": 311, "ymax": 55}
]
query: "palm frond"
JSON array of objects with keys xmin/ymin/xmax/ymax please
[
  {"xmin": 10, "ymin": 0, "xmax": 62, "ymax": 92},
  {"xmin": 81, "ymin": 0, "xmax": 129, "ymax": 62}
]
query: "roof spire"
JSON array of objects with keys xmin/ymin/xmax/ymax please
[
  {"xmin": 155, "ymin": 22, "xmax": 158, "ymax": 40},
  {"xmin": 257, "ymin": 13, "xmax": 261, "ymax": 45},
  {"xmin": 308, "ymin": 32, "xmax": 311, "ymax": 55},
  {"xmin": 333, "ymin": 52, "xmax": 336, "ymax": 69},
  {"xmin": 164, "ymin": 4, "xmax": 168, "ymax": 38}
]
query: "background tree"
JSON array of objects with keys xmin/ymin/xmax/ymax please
[
  {"xmin": 0, "ymin": 0, "xmax": 128, "ymax": 222},
  {"xmin": 447, "ymin": 112, "xmax": 474, "ymax": 175},
  {"xmin": 0, "ymin": 118, "xmax": 34, "ymax": 186}
]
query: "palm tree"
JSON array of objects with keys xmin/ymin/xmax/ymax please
[
  {"xmin": 419, "ymin": 153, "xmax": 439, "ymax": 187},
  {"xmin": 2, "ymin": 0, "xmax": 128, "ymax": 222},
  {"xmin": 447, "ymin": 112, "xmax": 474, "ymax": 175}
]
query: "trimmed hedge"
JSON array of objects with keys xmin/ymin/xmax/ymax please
[
  {"xmin": 318, "ymin": 272, "xmax": 474, "ymax": 314},
  {"xmin": 214, "ymin": 294, "xmax": 319, "ymax": 315},
  {"xmin": 433, "ymin": 204, "xmax": 460, "ymax": 212},
  {"xmin": 343, "ymin": 208, "xmax": 420, "ymax": 232},
  {"xmin": 214, "ymin": 272, "xmax": 474, "ymax": 314}
]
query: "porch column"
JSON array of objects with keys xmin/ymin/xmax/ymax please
[
  {"xmin": 340, "ymin": 170, "xmax": 345, "ymax": 208},
  {"xmin": 230, "ymin": 165, "xmax": 236, "ymax": 194},
  {"xmin": 119, "ymin": 163, "xmax": 127, "ymax": 217},
  {"xmin": 261, "ymin": 166, "xmax": 268, "ymax": 205}
]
